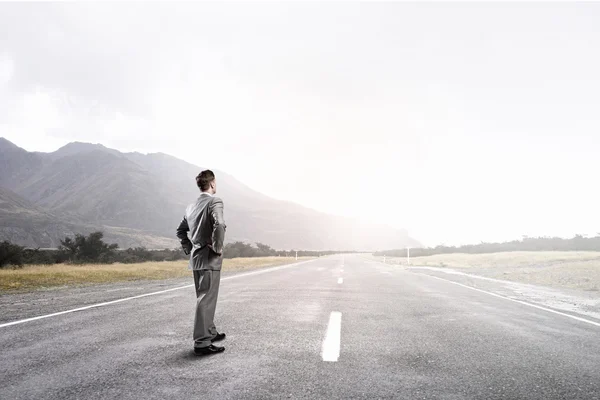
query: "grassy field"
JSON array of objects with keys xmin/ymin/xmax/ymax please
[
  {"xmin": 372, "ymin": 251, "xmax": 600, "ymax": 292},
  {"xmin": 0, "ymin": 257, "xmax": 313, "ymax": 292}
]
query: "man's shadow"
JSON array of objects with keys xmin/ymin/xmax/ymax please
[{"xmin": 169, "ymin": 348, "xmax": 222, "ymax": 364}]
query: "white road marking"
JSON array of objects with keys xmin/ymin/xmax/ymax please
[
  {"xmin": 0, "ymin": 285, "xmax": 192, "ymax": 329},
  {"xmin": 0, "ymin": 259, "xmax": 315, "ymax": 329},
  {"xmin": 337, "ymin": 278, "xmax": 343, "ymax": 284},
  {"xmin": 410, "ymin": 266, "xmax": 532, "ymax": 285},
  {"xmin": 419, "ymin": 273, "xmax": 600, "ymax": 328},
  {"xmin": 322, "ymin": 311, "xmax": 342, "ymax": 362},
  {"xmin": 105, "ymin": 287, "xmax": 132, "ymax": 292}
]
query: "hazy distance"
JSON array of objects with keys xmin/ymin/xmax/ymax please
[{"xmin": 1, "ymin": 2, "xmax": 599, "ymax": 246}]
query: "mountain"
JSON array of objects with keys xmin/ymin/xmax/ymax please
[
  {"xmin": 0, "ymin": 185, "xmax": 175, "ymax": 249},
  {"xmin": 0, "ymin": 137, "xmax": 45, "ymax": 191},
  {"xmin": 0, "ymin": 138, "xmax": 420, "ymax": 250}
]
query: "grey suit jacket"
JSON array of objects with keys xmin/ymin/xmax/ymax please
[{"xmin": 176, "ymin": 193, "xmax": 226, "ymax": 271}]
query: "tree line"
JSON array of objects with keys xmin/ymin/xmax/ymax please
[
  {"xmin": 220, "ymin": 241, "xmax": 347, "ymax": 259},
  {"xmin": 373, "ymin": 235, "xmax": 600, "ymax": 258},
  {"xmin": 0, "ymin": 231, "xmax": 351, "ymax": 268},
  {"xmin": 0, "ymin": 232, "xmax": 186, "ymax": 268}
]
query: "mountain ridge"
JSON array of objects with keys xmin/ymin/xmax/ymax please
[{"xmin": 0, "ymin": 137, "xmax": 420, "ymax": 250}]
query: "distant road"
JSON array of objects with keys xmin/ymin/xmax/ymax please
[{"xmin": 1, "ymin": 255, "xmax": 599, "ymax": 399}]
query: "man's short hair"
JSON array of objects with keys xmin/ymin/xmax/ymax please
[{"xmin": 196, "ymin": 170, "xmax": 216, "ymax": 191}]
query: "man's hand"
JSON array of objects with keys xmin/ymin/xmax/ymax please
[{"xmin": 182, "ymin": 242, "xmax": 193, "ymax": 255}]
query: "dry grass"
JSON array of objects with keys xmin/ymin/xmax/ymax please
[
  {"xmin": 0, "ymin": 257, "xmax": 312, "ymax": 292},
  {"xmin": 373, "ymin": 251, "xmax": 600, "ymax": 292}
]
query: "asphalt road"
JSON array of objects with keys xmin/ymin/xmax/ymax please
[{"xmin": 1, "ymin": 255, "xmax": 599, "ymax": 399}]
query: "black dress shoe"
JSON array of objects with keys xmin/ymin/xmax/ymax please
[
  {"xmin": 211, "ymin": 333, "xmax": 226, "ymax": 342},
  {"xmin": 194, "ymin": 344, "xmax": 225, "ymax": 356}
]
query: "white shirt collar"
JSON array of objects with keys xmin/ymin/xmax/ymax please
[{"xmin": 200, "ymin": 191, "xmax": 213, "ymax": 197}]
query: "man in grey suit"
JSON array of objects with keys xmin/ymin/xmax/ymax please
[{"xmin": 176, "ymin": 170, "xmax": 227, "ymax": 356}]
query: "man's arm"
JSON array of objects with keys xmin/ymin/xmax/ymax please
[
  {"xmin": 209, "ymin": 197, "xmax": 226, "ymax": 254},
  {"xmin": 176, "ymin": 216, "xmax": 193, "ymax": 255}
]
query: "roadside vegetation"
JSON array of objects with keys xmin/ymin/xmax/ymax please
[
  {"xmin": 374, "ymin": 234, "xmax": 600, "ymax": 258},
  {"xmin": 374, "ymin": 251, "xmax": 600, "ymax": 293},
  {"xmin": 372, "ymin": 236, "xmax": 600, "ymax": 292},
  {"xmin": 0, "ymin": 231, "xmax": 348, "ymax": 268},
  {"xmin": 0, "ymin": 232, "xmax": 334, "ymax": 292},
  {"xmin": 0, "ymin": 257, "xmax": 313, "ymax": 292}
]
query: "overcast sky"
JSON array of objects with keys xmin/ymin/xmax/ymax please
[{"xmin": 1, "ymin": 2, "xmax": 599, "ymax": 246}]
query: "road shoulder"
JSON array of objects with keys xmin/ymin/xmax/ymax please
[{"xmin": 408, "ymin": 266, "xmax": 600, "ymax": 323}]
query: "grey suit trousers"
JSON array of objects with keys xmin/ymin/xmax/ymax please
[{"xmin": 193, "ymin": 270, "xmax": 221, "ymax": 348}]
